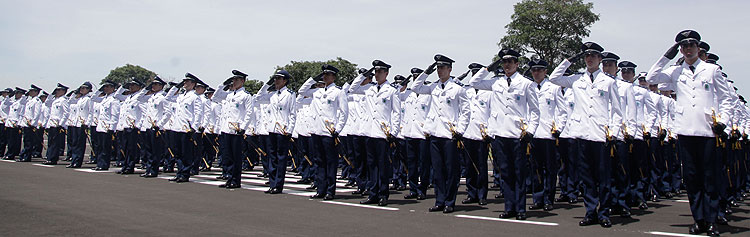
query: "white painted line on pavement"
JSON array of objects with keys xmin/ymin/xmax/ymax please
[
  {"xmin": 0, "ymin": 159, "xmax": 17, "ymax": 162},
  {"xmin": 647, "ymin": 231, "xmax": 702, "ymax": 237},
  {"xmin": 321, "ymin": 201, "xmax": 399, "ymax": 211},
  {"xmin": 32, "ymin": 163, "xmax": 54, "ymax": 168},
  {"xmin": 455, "ymin": 214, "xmax": 559, "ymax": 226},
  {"xmin": 673, "ymin": 200, "xmax": 689, "ymax": 203},
  {"xmin": 74, "ymin": 168, "xmax": 114, "ymax": 173}
]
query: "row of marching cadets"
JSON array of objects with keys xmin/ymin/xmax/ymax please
[{"xmin": 2, "ymin": 29, "xmax": 750, "ymax": 236}]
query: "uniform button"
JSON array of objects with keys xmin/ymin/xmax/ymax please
[
  {"xmin": 692, "ymin": 104, "xmax": 696, "ymax": 107},
  {"xmin": 590, "ymin": 97, "xmax": 593, "ymax": 99}
]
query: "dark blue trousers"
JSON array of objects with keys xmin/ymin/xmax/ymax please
[
  {"xmin": 312, "ymin": 134, "xmax": 338, "ymax": 196},
  {"xmin": 68, "ymin": 126, "xmax": 87, "ymax": 167},
  {"xmin": 678, "ymin": 135, "xmax": 720, "ymax": 224},
  {"xmin": 464, "ymin": 138, "xmax": 489, "ymax": 200},
  {"xmin": 120, "ymin": 128, "xmax": 140, "ymax": 172},
  {"xmin": 268, "ymin": 133, "xmax": 291, "ymax": 190},
  {"xmin": 494, "ymin": 136, "xmax": 528, "ymax": 213},
  {"xmin": 531, "ymin": 138, "xmax": 558, "ymax": 205},
  {"xmin": 629, "ymin": 140, "xmax": 649, "ymax": 205},
  {"xmin": 0, "ymin": 123, "xmax": 6, "ymax": 157},
  {"xmin": 145, "ymin": 129, "xmax": 164, "ymax": 175},
  {"xmin": 430, "ymin": 137, "xmax": 460, "ymax": 208},
  {"xmin": 577, "ymin": 139, "xmax": 610, "ymax": 220},
  {"xmin": 5, "ymin": 127, "xmax": 22, "ymax": 159},
  {"xmin": 96, "ymin": 131, "xmax": 115, "ymax": 169},
  {"xmin": 45, "ymin": 126, "xmax": 65, "ymax": 163},
  {"xmin": 174, "ymin": 131, "xmax": 196, "ymax": 179},
  {"xmin": 221, "ymin": 133, "xmax": 245, "ymax": 186},
  {"xmin": 610, "ymin": 141, "xmax": 630, "ymax": 213},
  {"xmin": 558, "ymin": 138, "xmax": 579, "ymax": 200},
  {"xmin": 19, "ymin": 127, "xmax": 41, "ymax": 162},
  {"xmin": 404, "ymin": 137, "xmax": 430, "ymax": 196},
  {"xmin": 365, "ymin": 137, "xmax": 391, "ymax": 201},
  {"xmin": 350, "ymin": 135, "xmax": 368, "ymax": 191}
]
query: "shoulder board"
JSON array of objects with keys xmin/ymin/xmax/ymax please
[
  {"xmin": 388, "ymin": 84, "xmax": 398, "ymax": 89},
  {"xmin": 368, "ymin": 82, "xmax": 376, "ymax": 85},
  {"xmin": 574, "ymin": 72, "xmax": 584, "ymax": 75},
  {"xmin": 603, "ymin": 72, "xmax": 616, "ymax": 79},
  {"xmin": 286, "ymin": 88, "xmax": 295, "ymax": 94},
  {"xmin": 335, "ymin": 85, "xmax": 342, "ymax": 89},
  {"xmin": 454, "ymin": 81, "xmax": 464, "ymax": 87}
]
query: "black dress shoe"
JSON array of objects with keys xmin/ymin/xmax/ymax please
[
  {"xmin": 141, "ymin": 173, "xmax": 157, "ymax": 178},
  {"xmin": 529, "ymin": 203, "xmax": 544, "ymax": 210},
  {"xmin": 724, "ymin": 208, "xmax": 732, "ymax": 215},
  {"xmin": 706, "ymin": 223, "xmax": 719, "ymax": 236},
  {"xmin": 264, "ymin": 188, "xmax": 274, "ymax": 194},
  {"xmin": 664, "ymin": 192, "xmax": 674, "ymax": 199},
  {"xmin": 599, "ymin": 218, "xmax": 612, "ymax": 228},
  {"xmin": 478, "ymin": 199, "xmax": 488, "ymax": 205},
  {"xmin": 498, "ymin": 211, "xmax": 516, "ymax": 218},
  {"xmin": 689, "ymin": 222, "xmax": 704, "ymax": 235},
  {"xmin": 120, "ymin": 170, "xmax": 134, "ymax": 175},
  {"xmin": 716, "ymin": 216, "xmax": 728, "ymax": 225},
  {"xmin": 462, "ymin": 197, "xmax": 478, "ymax": 204},
  {"xmin": 443, "ymin": 206, "xmax": 454, "ymax": 213},
  {"xmin": 378, "ymin": 199, "xmax": 388, "ymax": 206},
  {"xmin": 42, "ymin": 161, "xmax": 57, "ymax": 165},
  {"xmin": 352, "ymin": 189, "xmax": 365, "ymax": 195},
  {"xmin": 256, "ymin": 173, "xmax": 266, "ymax": 177},
  {"xmin": 306, "ymin": 184, "xmax": 317, "ymax": 190},
  {"xmin": 417, "ymin": 194, "xmax": 427, "ymax": 200},
  {"xmin": 650, "ymin": 194, "xmax": 659, "ymax": 202},
  {"xmin": 216, "ymin": 176, "xmax": 226, "ymax": 180},
  {"xmin": 730, "ymin": 200, "xmax": 739, "ymax": 207},
  {"xmin": 543, "ymin": 204, "xmax": 553, "ymax": 211},
  {"xmin": 404, "ymin": 193, "xmax": 418, "ymax": 199},
  {"xmin": 638, "ymin": 202, "xmax": 649, "ymax": 210},
  {"xmin": 516, "ymin": 213, "xmax": 526, "ymax": 220},
  {"xmin": 495, "ymin": 193, "xmax": 504, "ymax": 199},
  {"xmin": 323, "ymin": 194, "xmax": 334, "ymax": 200},
  {"xmin": 296, "ymin": 178, "xmax": 311, "ymax": 184},
  {"xmin": 85, "ymin": 161, "xmax": 96, "ymax": 164},
  {"xmin": 344, "ymin": 180, "xmax": 355, "ymax": 187},
  {"xmin": 397, "ymin": 186, "xmax": 406, "ymax": 191},
  {"xmin": 360, "ymin": 198, "xmax": 379, "ymax": 204},
  {"xmin": 620, "ymin": 209, "xmax": 631, "ymax": 218},
  {"xmin": 264, "ymin": 181, "xmax": 270, "ymax": 185},
  {"xmin": 310, "ymin": 193, "xmax": 325, "ymax": 199},
  {"xmin": 555, "ymin": 196, "xmax": 570, "ymax": 203},
  {"xmin": 579, "ymin": 218, "xmax": 597, "ymax": 226},
  {"xmin": 225, "ymin": 183, "xmax": 241, "ymax": 189},
  {"xmin": 270, "ymin": 188, "xmax": 282, "ymax": 194},
  {"xmin": 66, "ymin": 165, "xmax": 79, "ymax": 168},
  {"xmin": 568, "ymin": 198, "xmax": 578, "ymax": 204},
  {"xmin": 428, "ymin": 206, "xmax": 444, "ymax": 212},
  {"xmin": 92, "ymin": 167, "xmax": 108, "ymax": 171}
]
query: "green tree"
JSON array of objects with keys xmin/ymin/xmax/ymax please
[
  {"xmin": 498, "ymin": 0, "xmax": 599, "ymax": 71},
  {"xmin": 243, "ymin": 80, "xmax": 265, "ymax": 94},
  {"xmin": 101, "ymin": 64, "xmax": 157, "ymax": 86},
  {"xmin": 269, "ymin": 57, "xmax": 358, "ymax": 91}
]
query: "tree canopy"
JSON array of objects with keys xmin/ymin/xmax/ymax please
[
  {"xmin": 498, "ymin": 0, "xmax": 599, "ymax": 72},
  {"xmin": 101, "ymin": 64, "xmax": 157, "ymax": 86}
]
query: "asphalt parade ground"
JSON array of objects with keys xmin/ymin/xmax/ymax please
[{"xmin": 1, "ymin": 155, "xmax": 748, "ymax": 237}]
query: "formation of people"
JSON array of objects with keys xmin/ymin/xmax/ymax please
[{"xmin": 0, "ymin": 30, "xmax": 747, "ymax": 236}]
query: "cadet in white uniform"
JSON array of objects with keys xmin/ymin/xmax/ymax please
[
  {"xmin": 526, "ymin": 59, "xmax": 563, "ymax": 212},
  {"xmin": 298, "ymin": 64, "xmax": 349, "ymax": 200},
  {"xmin": 42, "ymin": 83, "xmax": 70, "ymax": 164},
  {"xmin": 163, "ymin": 73, "xmax": 204, "ymax": 183},
  {"xmin": 470, "ymin": 49, "xmax": 540, "ymax": 219},
  {"xmin": 412, "ymin": 54, "xmax": 470, "ymax": 213},
  {"xmin": 212, "ymin": 70, "xmax": 254, "ymax": 189},
  {"xmin": 18, "ymin": 84, "xmax": 44, "ymax": 162},
  {"xmin": 348, "ymin": 60, "xmax": 401, "ymax": 206},
  {"xmin": 458, "ymin": 63, "xmax": 492, "ymax": 206},
  {"xmin": 256, "ymin": 70, "xmax": 297, "ymax": 194},
  {"xmin": 549, "ymin": 42, "xmax": 623, "ymax": 228},
  {"xmin": 3, "ymin": 88, "xmax": 27, "ymax": 160},
  {"xmin": 645, "ymin": 30, "xmax": 733, "ymax": 236}
]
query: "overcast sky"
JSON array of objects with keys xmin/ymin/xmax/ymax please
[{"xmin": 1, "ymin": 0, "xmax": 747, "ymax": 95}]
